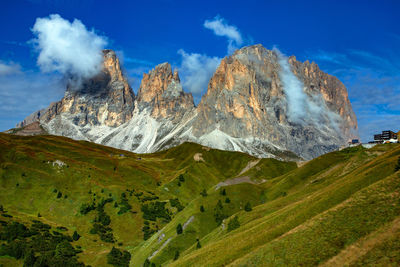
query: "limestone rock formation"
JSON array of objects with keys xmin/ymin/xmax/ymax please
[
  {"xmin": 17, "ymin": 45, "xmax": 358, "ymax": 160},
  {"xmin": 137, "ymin": 63, "xmax": 194, "ymax": 122},
  {"xmin": 19, "ymin": 50, "xmax": 135, "ymax": 128},
  {"xmin": 191, "ymin": 45, "xmax": 357, "ymax": 158}
]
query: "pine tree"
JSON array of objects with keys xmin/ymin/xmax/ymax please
[
  {"xmin": 72, "ymin": 230, "xmax": 80, "ymax": 241},
  {"xmin": 196, "ymin": 239, "xmax": 201, "ymax": 249},
  {"xmin": 174, "ymin": 250, "xmax": 180, "ymax": 261},
  {"xmin": 227, "ymin": 216, "xmax": 240, "ymax": 232},
  {"xmin": 200, "ymin": 189, "xmax": 207, "ymax": 197},
  {"xmin": 244, "ymin": 202, "xmax": 252, "ymax": 212},
  {"xmin": 220, "ymin": 188, "xmax": 226, "ymax": 196},
  {"xmin": 143, "ymin": 259, "xmax": 150, "ymax": 267},
  {"xmin": 176, "ymin": 223, "xmax": 183, "ymax": 234},
  {"xmin": 200, "ymin": 205, "xmax": 205, "ymax": 212}
]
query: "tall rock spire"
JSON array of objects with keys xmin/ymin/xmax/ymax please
[{"xmin": 137, "ymin": 62, "xmax": 194, "ymax": 121}]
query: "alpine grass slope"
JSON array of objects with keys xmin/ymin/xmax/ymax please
[{"xmin": 0, "ymin": 133, "xmax": 399, "ymax": 266}]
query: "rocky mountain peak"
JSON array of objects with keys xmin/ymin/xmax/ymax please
[
  {"xmin": 137, "ymin": 62, "xmax": 179, "ymax": 102},
  {"xmin": 137, "ymin": 62, "xmax": 194, "ymax": 120},
  {"xmin": 17, "ymin": 44, "xmax": 358, "ymax": 161},
  {"xmin": 18, "ymin": 49, "xmax": 135, "ymax": 129},
  {"xmin": 193, "ymin": 44, "xmax": 357, "ymax": 159}
]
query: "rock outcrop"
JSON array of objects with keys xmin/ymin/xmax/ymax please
[
  {"xmin": 137, "ymin": 63, "xmax": 194, "ymax": 122},
  {"xmin": 19, "ymin": 50, "xmax": 135, "ymax": 128},
  {"xmin": 17, "ymin": 45, "xmax": 358, "ymax": 160},
  {"xmin": 191, "ymin": 45, "xmax": 357, "ymax": 158}
]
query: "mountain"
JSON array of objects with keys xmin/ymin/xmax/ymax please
[
  {"xmin": 17, "ymin": 44, "xmax": 358, "ymax": 160},
  {"xmin": 0, "ymin": 133, "xmax": 399, "ymax": 266}
]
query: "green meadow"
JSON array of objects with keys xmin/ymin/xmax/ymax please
[{"xmin": 0, "ymin": 133, "xmax": 399, "ymax": 266}]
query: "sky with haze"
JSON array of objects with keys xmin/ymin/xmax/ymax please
[{"xmin": 0, "ymin": 0, "xmax": 399, "ymax": 142}]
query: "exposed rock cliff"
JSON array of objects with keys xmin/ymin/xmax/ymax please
[
  {"xmin": 137, "ymin": 63, "xmax": 194, "ymax": 122},
  {"xmin": 17, "ymin": 45, "xmax": 358, "ymax": 160},
  {"xmin": 18, "ymin": 50, "xmax": 135, "ymax": 128},
  {"xmin": 191, "ymin": 45, "xmax": 357, "ymax": 158}
]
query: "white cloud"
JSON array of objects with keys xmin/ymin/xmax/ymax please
[
  {"xmin": 0, "ymin": 61, "xmax": 21, "ymax": 76},
  {"xmin": 31, "ymin": 14, "xmax": 107, "ymax": 80},
  {"xmin": 176, "ymin": 16, "xmax": 243, "ymax": 100},
  {"xmin": 204, "ymin": 16, "xmax": 243, "ymax": 54},
  {"xmin": 276, "ymin": 49, "xmax": 341, "ymax": 131},
  {"xmin": 177, "ymin": 49, "xmax": 221, "ymax": 97}
]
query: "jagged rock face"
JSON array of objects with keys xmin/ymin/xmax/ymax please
[
  {"xmin": 18, "ymin": 45, "xmax": 358, "ymax": 160},
  {"xmin": 19, "ymin": 50, "xmax": 135, "ymax": 128},
  {"xmin": 193, "ymin": 46, "xmax": 284, "ymax": 138},
  {"xmin": 137, "ymin": 63, "xmax": 194, "ymax": 122},
  {"xmin": 191, "ymin": 45, "xmax": 358, "ymax": 159},
  {"xmin": 288, "ymin": 56, "xmax": 358, "ymax": 138}
]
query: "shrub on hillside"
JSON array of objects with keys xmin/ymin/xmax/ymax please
[
  {"xmin": 107, "ymin": 247, "xmax": 131, "ymax": 267},
  {"xmin": 169, "ymin": 198, "xmax": 184, "ymax": 212},
  {"xmin": 244, "ymin": 202, "xmax": 252, "ymax": 212},
  {"xmin": 176, "ymin": 223, "xmax": 183, "ymax": 234},
  {"xmin": 72, "ymin": 231, "xmax": 80, "ymax": 241},
  {"xmin": 174, "ymin": 250, "xmax": 180, "ymax": 261},
  {"xmin": 214, "ymin": 200, "xmax": 227, "ymax": 225},
  {"xmin": 141, "ymin": 201, "xmax": 171, "ymax": 222},
  {"xmin": 220, "ymin": 188, "xmax": 226, "ymax": 196},
  {"xmin": 227, "ymin": 216, "xmax": 240, "ymax": 232},
  {"xmin": 200, "ymin": 189, "xmax": 207, "ymax": 197}
]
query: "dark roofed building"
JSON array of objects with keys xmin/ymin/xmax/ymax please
[{"xmin": 381, "ymin": 130, "xmax": 397, "ymax": 140}]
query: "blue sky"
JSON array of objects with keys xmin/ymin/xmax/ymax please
[{"xmin": 0, "ymin": 0, "xmax": 399, "ymax": 142}]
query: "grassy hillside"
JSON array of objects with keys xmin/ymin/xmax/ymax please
[{"xmin": 0, "ymin": 133, "xmax": 399, "ymax": 266}]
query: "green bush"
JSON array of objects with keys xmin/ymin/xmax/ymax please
[
  {"xmin": 176, "ymin": 223, "xmax": 183, "ymax": 235},
  {"xmin": 141, "ymin": 201, "xmax": 171, "ymax": 222},
  {"xmin": 174, "ymin": 250, "xmax": 180, "ymax": 261},
  {"xmin": 79, "ymin": 202, "xmax": 96, "ymax": 215},
  {"xmin": 214, "ymin": 200, "xmax": 227, "ymax": 225},
  {"xmin": 220, "ymin": 188, "xmax": 226, "ymax": 196},
  {"xmin": 118, "ymin": 193, "xmax": 132, "ymax": 215},
  {"xmin": 107, "ymin": 247, "xmax": 131, "ymax": 267},
  {"xmin": 169, "ymin": 198, "xmax": 184, "ymax": 211},
  {"xmin": 72, "ymin": 231, "xmax": 80, "ymax": 241},
  {"xmin": 244, "ymin": 202, "xmax": 252, "ymax": 212},
  {"xmin": 200, "ymin": 189, "xmax": 207, "ymax": 197},
  {"xmin": 200, "ymin": 205, "xmax": 205, "ymax": 212},
  {"xmin": 227, "ymin": 216, "xmax": 240, "ymax": 232}
]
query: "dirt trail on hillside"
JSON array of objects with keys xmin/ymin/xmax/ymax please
[
  {"xmin": 148, "ymin": 215, "xmax": 195, "ymax": 260},
  {"xmin": 321, "ymin": 216, "xmax": 400, "ymax": 267},
  {"xmin": 215, "ymin": 176, "xmax": 266, "ymax": 190},
  {"xmin": 237, "ymin": 159, "xmax": 261, "ymax": 176},
  {"xmin": 215, "ymin": 159, "xmax": 265, "ymax": 190}
]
